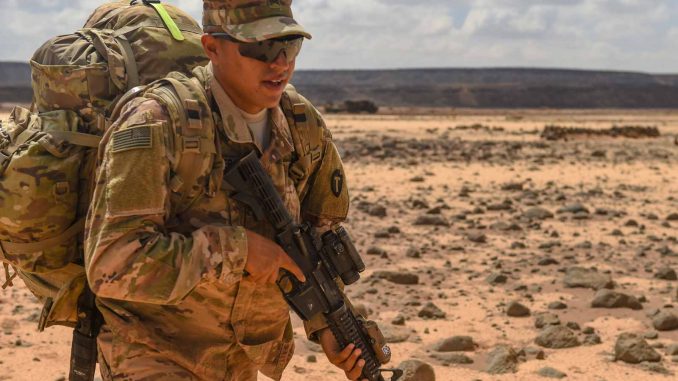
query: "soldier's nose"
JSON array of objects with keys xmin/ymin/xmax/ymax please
[{"xmin": 270, "ymin": 50, "xmax": 290, "ymax": 70}]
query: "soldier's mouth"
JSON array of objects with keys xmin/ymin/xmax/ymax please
[{"xmin": 262, "ymin": 79, "xmax": 285, "ymax": 91}]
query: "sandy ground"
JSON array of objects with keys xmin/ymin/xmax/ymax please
[{"xmin": 0, "ymin": 108, "xmax": 677, "ymax": 380}]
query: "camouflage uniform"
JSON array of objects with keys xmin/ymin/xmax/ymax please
[{"xmin": 84, "ymin": 1, "xmax": 348, "ymax": 380}]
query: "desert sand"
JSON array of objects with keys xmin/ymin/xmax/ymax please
[{"xmin": 0, "ymin": 108, "xmax": 676, "ymax": 381}]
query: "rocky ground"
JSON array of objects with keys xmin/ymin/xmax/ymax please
[{"xmin": 0, "ymin": 108, "xmax": 677, "ymax": 380}]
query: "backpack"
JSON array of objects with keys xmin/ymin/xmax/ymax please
[{"xmin": 0, "ymin": 0, "xmax": 208, "ymax": 330}]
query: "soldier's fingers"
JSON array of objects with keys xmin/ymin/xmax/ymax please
[
  {"xmin": 280, "ymin": 255, "xmax": 306, "ymax": 282},
  {"xmin": 345, "ymin": 358, "xmax": 365, "ymax": 380},
  {"xmin": 331, "ymin": 343, "xmax": 354, "ymax": 365},
  {"xmin": 339, "ymin": 348, "xmax": 361, "ymax": 372}
]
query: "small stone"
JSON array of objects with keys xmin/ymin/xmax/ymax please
[
  {"xmin": 535, "ymin": 313, "xmax": 561, "ymax": 329},
  {"xmin": 306, "ymin": 355, "xmax": 317, "ymax": 363},
  {"xmin": 486, "ymin": 273, "xmax": 508, "ymax": 285},
  {"xmin": 524, "ymin": 207, "xmax": 554, "ymax": 220},
  {"xmin": 368, "ymin": 204, "xmax": 387, "ymax": 217},
  {"xmin": 614, "ymin": 333, "xmax": 661, "ymax": 363},
  {"xmin": 430, "ymin": 352, "xmax": 473, "ymax": 364},
  {"xmin": 652, "ymin": 310, "xmax": 678, "ymax": 331},
  {"xmin": 406, "ymin": 247, "xmax": 422, "ymax": 258},
  {"xmin": 535, "ymin": 326, "xmax": 580, "ymax": 349},
  {"xmin": 506, "ymin": 301, "xmax": 531, "ymax": 317},
  {"xmin": 548, "ymin": 301, "xmax": 567, "ymax": 310},
  {"xmin": 467, "ymin": 231, "xmax": 487, "ymax": 243},
  {"xmin": 665, "ymin": 343, "xmax": 678, "ymax": 356},
  {"xmin": 398, "ymin": 359, "xmax": 436, "ymax": 381},
  {"xmin": 485, "ymin": 345, "xmax": 519, "ymax": 374},
  {"xmin": 590, "ymin": 289, "xmax": 642, "ymax": 310},
  {"xmin": 374, "ymin": 271, "xmax": 419, "ymax": 285},
  {"xmin": 538, "ymin": 257, "xmax": 559, "ymax": 266},
  {"xmin": 367, "ymin": 246, "xmax": 387, "ymax": 256},
  {"xmin": 418, "ymin": 302, "xmax": 446, "ymax": 320},
  {"xmin": 655, "ymin": 267, "xmax": 677, "ymax": 281},
  {"xmin": 381, "ymin": 325, "xmax": 411, "ymax": 343},
  {"xmin": 537, "ymin": 367, "xmax": 567, "ymax": 379},
  {"xmin": 414, "ymin": 215, "xmax": 450, "ymax": 227},
  {"xmin": 666, "ymin": 213, "xmax": 678, "ymax": 221},
  {"xmin": 557, "ymin": 203, "xmax": 589, "ymax": 214},
  {"xmin": 644, "ymin": 331, "xmax": 659, "ymax": 340},
  {"xmin": 583, "ymin": 334, "xmax": 602, "ymax": 345},
  {"xmin": 392, "ymin": 314, "xmax": 406, "ymax": 326},
  {"xmin": 432, "ymin": 336, "xmax": 477, "ymax": 352}
]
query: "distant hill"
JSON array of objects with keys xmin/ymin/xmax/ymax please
[{"xmin": 2, "ymin": 61, "xmax": 678, "ymax": 108}]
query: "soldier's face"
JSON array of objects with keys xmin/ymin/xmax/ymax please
[{"xmin": 203, "ymin": 35, "xmax": 296, "ymax": 114}]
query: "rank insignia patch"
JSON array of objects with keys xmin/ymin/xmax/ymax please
[
  {"xmin": 111, "ymin": 126, "xmax": 152, "ymax": 153},
  {"xmin": 331, "ymin": 169, "xmax": 343, "ymax": 197}
]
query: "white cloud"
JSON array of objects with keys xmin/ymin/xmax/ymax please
[{"xmin": 0, "ymin": 0, "xmax": 676, "ymax": 72}]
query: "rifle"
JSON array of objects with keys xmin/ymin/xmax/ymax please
[{"xmin": 223, "ymin": 151, "xmax": 402, "ymax": 381}]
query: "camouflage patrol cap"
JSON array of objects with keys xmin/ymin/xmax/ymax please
[{"xmin": 203, "ymin": 0, "xmax": 311, "ymax": 42}]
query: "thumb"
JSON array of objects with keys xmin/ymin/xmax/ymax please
[{"xmin": 280, "ymin": 254, "xmax": 306, "ymax": 283}]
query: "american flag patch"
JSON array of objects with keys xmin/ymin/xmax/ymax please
[{"xmin": 111, "ymin": 126, "xmax": 152, "ymax": 153}]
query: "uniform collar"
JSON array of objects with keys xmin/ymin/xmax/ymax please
[{"xmin": 207, "ymin": 63, "xmax": 294, "ymax": 158}]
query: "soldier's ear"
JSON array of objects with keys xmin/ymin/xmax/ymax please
[{"xmin": 202, "ymin": 34, "xmax": 220, "ymax": 62}]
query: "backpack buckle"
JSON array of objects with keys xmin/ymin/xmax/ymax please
[{"xmin": 182, "ymin": 136, "xmax": 201, "ymax": 153}]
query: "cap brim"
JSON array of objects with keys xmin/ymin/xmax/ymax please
[{"xmin": 225, "ymin": 16, "xmax": 312, "ymax": 42}]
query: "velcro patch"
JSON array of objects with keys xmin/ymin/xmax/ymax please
[{"xmin": 111, "ymin": 126, "xmax": 152, "ymax": 153}]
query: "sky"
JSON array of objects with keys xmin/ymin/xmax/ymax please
[{"xmin": 0, "ymin": 0, "xmax": 677, "ymax": 73}]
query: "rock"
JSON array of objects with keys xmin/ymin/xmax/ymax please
[
  {"xmin": 381, "ymin": 325, "xmax": 411, "ymax": 343},
  {"xmin": 418, "ymin": 302, "xmax": 446, "ymax": 320},
  {"xmin": 485, "ymin": 345, "xmax": 519, "ymax": 374},
  {"xmin": 522, "ymin": 346, "xmax": 546, "ymax": 360},
  {"xmin": 306, "ymin": 355, "xmax": 317, "ymax": 363},
  {"xmin": 354, "ymin": 303, "xmax": 372, "ymax": 318},
  {"xmin": 614, "ymin": 333, "xmax": 661, "ymax": 364},
  {"xmin": 374, "ymin": 271, "xmax": 419, "ymax": 285},
  {"xmin": 466, "ymin": 231, "xmax": 487, "ymax": 243},
  {"xmin": 392, "ymin": 314, "xmax": 406, "ymax": 326},
  {"xmin": 563, "ymin": 267, "xmax": 614, "ymax": 290},
  {"xmin": 501, "ymin": 182, "xmax": 524, "ymax": 191},
  {"xmin": 557, "ymin": 203, "xmax": 589, "ymax": 214},
  {"xmin": 506, "ymin": 301, "xmax": 531, "ymax": 317},
  {"xmin": 366, "ymin": 246, "xmax": 387, "ymax": 256},
  {"xmin": 432, "ymin": 336, "xmax": 476, "ymax": 352},
  {"xmin": 583, "ymin": 334, "xmax": 602, "ymax": 345},
  {"xmin": 655, "ymin": 267, "xmax": 677, "ymax": 281},
  {"xmin": 538, "ymin": 257, "xmax": 559, "ymax": 266},
  {"xmin": 535, "ymin": 313, "xmax": 561, "ymax": 329},
  {"xmin": 524, "ymin": 207, "xmax": 554, "ymax": 220},
  {"xmin": 667, "ymin": 213, "xmax": 678, "ymax": 221},
  {"xmin": 414, "ymin": 215, "xmax": 449, "ymax": 227},
  {"xmin": 548, "ymin": 301, "xmax": 567, "ymax": 310},
  {"xmin": 538, "ymin": 367, "xmax": 567, "ymax": 379},
  {"xmin": 666, "ymin": 343, "xmax": 678, "ymax": 356},
  {"xmin": 535, "ymin": 326, "xmax": 580, "ymax": 349},
  {"xmin": 486, "ymin": 273, "xmax": 508, "ymax": 285},
  {"xmin": 398, "ymin": 359, "xmax": 435, "ymax": 381},
  {"xmin": 406, "ymin": 247, "xmax": 421, "ymax": 258},
  {"xmin": 590, "ymin": 289, "xmax": 642, "ymax": 310},
  {"xmin": 430, "ymin": 352, "xmax": 473, "ymax": 364},
  {"xmin": 368, "ymin": 204, "xmax": 387, "ymax": 217},
  {"xmin": 652, "ymin": 311, "xmax": 678, "ymax": 331}
]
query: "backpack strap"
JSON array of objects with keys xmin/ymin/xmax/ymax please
[
  {"xmin": 143, "ymin": 73, "xmax": 219, "ymax": 212},
  {"xmin": 280, "ymin": 85, "xmax": 324, "ymax": 190}
]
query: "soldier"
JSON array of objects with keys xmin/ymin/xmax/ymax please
[{"xmin": 84, "ymin": 0, "xmax": 367, "ymax": 380}]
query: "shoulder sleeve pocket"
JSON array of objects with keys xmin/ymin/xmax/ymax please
[{"xmin": 105, "ymin": 122, "xmax": 169, "ymax": 218}]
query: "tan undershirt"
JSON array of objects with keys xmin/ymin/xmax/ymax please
[{"xmin": 239, "ymin": 107, "xmax": 271, "ymax": 150}]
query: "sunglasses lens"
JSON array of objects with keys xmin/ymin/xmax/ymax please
[{"xmin": 238, "ymin": 38, "xmax": 303, "ymax": 63}]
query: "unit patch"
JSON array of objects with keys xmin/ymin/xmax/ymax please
[
  {"xmin": 331, "ymin": 169, "xmax": 343, "ymax": 197},
  {"xmin": 111, "ymin": 126, "xmax": 152, "ymax": 153}
]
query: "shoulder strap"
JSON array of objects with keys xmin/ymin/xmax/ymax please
[
  {"xmin": 143, "ymin": 73, "xmax": 220, "ymax": 211},
  {"xmin": 280, "ymin": 85, "xmax": 324, "ymax": 185}
]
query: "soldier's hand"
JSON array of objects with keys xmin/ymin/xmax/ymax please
[
  {"xmin": 244, "ymin": 230, "xmax": 305, "ymax": 284},
  {"xmin": 318, "ymin": 328, "xmax": 368, "ymax": 381}
]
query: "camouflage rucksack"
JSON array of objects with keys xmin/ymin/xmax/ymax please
[{"xmin": 0, "ymin": 0, "xmax": 208, "ymax": 330}]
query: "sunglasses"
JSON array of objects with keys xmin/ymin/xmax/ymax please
[{"xmin": 211, "ymin": 33, "xmax": 303, "ymax": 64}]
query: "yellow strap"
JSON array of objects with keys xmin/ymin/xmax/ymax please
[
  {"xmin": 0, "ymin": 218, "xmax": 86, "ymax": 255},
  {"xmin": 148, "ymin": 2, "xmax": 185, "ymax": 41}
]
